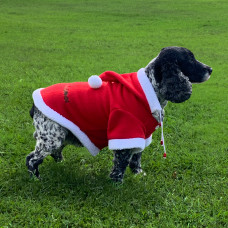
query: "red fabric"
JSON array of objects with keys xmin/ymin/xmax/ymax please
[{"xmin": 39, "ymin": 72, "xmax": 159, "ymax": 150}]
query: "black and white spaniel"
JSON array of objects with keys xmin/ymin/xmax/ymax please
[{"xmin": 26, "ymin": 46, "xmax": 212, "ymax": 183}]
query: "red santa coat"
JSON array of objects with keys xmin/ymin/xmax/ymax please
[{"xmin": 32, "ymin": 68, "xmax": 162, "ymax": 156}]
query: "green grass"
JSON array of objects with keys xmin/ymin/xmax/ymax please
[{"xmin": 0, "ymin": 0, "xmax": 227, "ymax": 227}]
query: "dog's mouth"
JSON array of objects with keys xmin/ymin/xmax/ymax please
[
  {"xmin": 205, "ymin": 75, "xmax": 211, "ymax": 81},
  {"xmin": 204, "ymin": 71, "xmax": 211, "ymax": 82},
  {"xmin": 192, "ymin": 73, "xmax": 211, "ymax": 84},
  {"xmin": 201, "ymin": 67, "xmax": 212, "ymax": 82}
]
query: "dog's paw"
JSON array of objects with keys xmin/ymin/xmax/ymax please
[
  {"xmin": 132, "ymin": 169, "xmax": 147, "ymax": 178},
  {"xmin": 26, "ymin": 155, "xmax": 42, "ymax": 179},
  {"xmin": 27, "ymin": 168, "xmax": 41, "ymax": 180},
  {"xmin": 131, "ymin": 167, "xmax": 145, "ymax": 175},
  {"xmin": 109, "ymin": 172, "xmax": 124, "ymax": 184},
  {"xmin": 28, "ymin": 171, "xmax": 41, "ymax": 181},
  {"xmin": 132, "ymin": 169, "xmax": 147, "ymax": 182}
]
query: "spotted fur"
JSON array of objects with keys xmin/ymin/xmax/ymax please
[{"xmin": 26, "ymin": 108, "xmax": 82, "ymax": 177}]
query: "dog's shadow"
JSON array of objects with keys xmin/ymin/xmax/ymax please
[
  {"xmin": 5, "ymin": 144, "xmax": 176, "ymax": 215},
  {"xmin": 2, "ymin": 145, "xmax": 181, "ymax": 222},
  {"xmin": 13, "ymin": 148, "xmax": 151, "ymax": 201}
]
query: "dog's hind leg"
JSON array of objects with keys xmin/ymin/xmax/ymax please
[
  {"xmin": 26, "ymin": 141, "xmax": 66, "ymax": 178},
  {"xmin": 129, "ymin": 152, "xmax": 143, "ymax": 174},
  {"xmin": 50, "ymin": 145, "xmax": 65, "ymax": 162},
  {"xmin": 26, "ymin": 132, "xmax": 67, "ymax": 178},
  {"xmin": 26, "ymin": 107, "xmax": 67, "ymax": 178},
  {"xmin": 26, "ymin": 148, "xmax": 50, "ymax": 178}
]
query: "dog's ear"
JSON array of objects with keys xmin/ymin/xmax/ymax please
[{"xmin": 159, "ymin": 61, "xmax": 192, "ymax": 103}]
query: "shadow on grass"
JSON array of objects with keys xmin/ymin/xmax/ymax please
[{"xmin": 2, "ymin": 151, "xmax": 156, "ymax": 204}]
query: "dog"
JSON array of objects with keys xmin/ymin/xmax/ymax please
[{"xmin": 26, "ymin": 46, "xmax": 212, "ymax": 183}]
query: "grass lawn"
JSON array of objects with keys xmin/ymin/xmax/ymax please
[{"xmin": 0, "ymin": 0, "xmax": 227, "ymax": 227}]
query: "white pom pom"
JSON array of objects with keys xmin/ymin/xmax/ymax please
[{"xmin": 88, "ymin": 75, "xmax": 102, "ymax": 89}]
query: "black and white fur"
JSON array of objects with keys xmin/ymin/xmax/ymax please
[{"xmin": 26, "ymin": 47, "xmax": 212, "ymax": 183}]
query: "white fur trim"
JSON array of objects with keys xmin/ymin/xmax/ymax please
[
  {"xmin": 137, "ymin": 68, "xmax": 162, "ymax": 114},
  {"xmin": 109, "ymin": 136, "xmax": 152, "ymax": 153},
  {"xmin": 32, "ymin": 89, "xmax": 100, "ymax": 156},
  {"xmin": 145, "ymin": 135, "xmax": 152, "ymax": 147},
  {"xmin": 88, "ymin": 75, "xmax": 102, "ymax": 89}
]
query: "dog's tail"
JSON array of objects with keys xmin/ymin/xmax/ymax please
[{"xmin": 29, "ymin": 104, "xmax": 35, "ymax": 118}]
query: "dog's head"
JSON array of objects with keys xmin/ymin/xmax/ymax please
[{"xmin": 149, "ymin": 46, "xmax": 212, "ymax": 103}]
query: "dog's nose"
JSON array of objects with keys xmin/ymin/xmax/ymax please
[{"xmin": 208, "ymin": 67, "xmax": 213, "ymax": 75}]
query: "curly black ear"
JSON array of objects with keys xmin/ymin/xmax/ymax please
[{"xmin": 159, "ymin": 61, "xmax": 192, "ymax": 103}]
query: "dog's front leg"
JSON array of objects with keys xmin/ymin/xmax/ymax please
[
  {"xmin": 110, "ymin": 149, "xmax": 133, "ymax": 183},
  {"xmin": 129, "ymin": 152, "xmax": 143, "ymax": 174}
]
